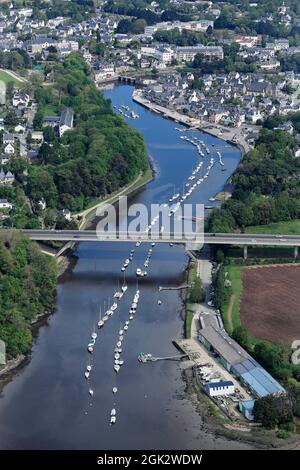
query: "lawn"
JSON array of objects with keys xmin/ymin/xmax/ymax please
[
  {"xmin": 41, "ymin": 104, "xmax": 59, "ymax": 116},
  {"xmin": 245, "ymin": 219, "xmax": 300, "ymax": 235},
  {"xmin": 221, "ymin": 264, "xmax": 243, "ymax": 334},
  {"xmin": 185, "ymin": 306, "xmax": 194, "ymax": 339},
  {"xmin": 0, "ymin": 70, "xmax": 23, "ymax": 86}
]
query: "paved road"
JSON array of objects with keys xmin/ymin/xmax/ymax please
[{"xmin": 18, "ymin": 229, "xmax": 300, "ymax": 247}]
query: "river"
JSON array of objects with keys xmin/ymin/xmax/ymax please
[{"xmin": 0, "ymin": 85, "xmax": 251, "ymax": 450}]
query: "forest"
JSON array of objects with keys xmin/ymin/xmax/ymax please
[
  {"xmin": 0, "ymin": 231, "xmax": 57, "ymax": 358},
  {"xmin": 26, "ymin": 53, "xmax": 149, "ymax": 212},
  {"xmin": 207, "ymin": 128, "xmax": 300, "ymax": 233}
]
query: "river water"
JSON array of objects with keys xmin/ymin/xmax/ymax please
[{"xmin": 0, "ymin": 85, "xmax": 250, "ymax": 450}]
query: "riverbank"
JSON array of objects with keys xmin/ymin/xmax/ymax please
[
  {"xmin": 75, "ymin": 168, "xmax": 154, "ymax": 230},
  {"xmin": 132, "ymin": 89, "xmax": 251, "ymax": 155}
]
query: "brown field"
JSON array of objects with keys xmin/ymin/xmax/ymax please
[{"xmin": 240, "ymin": 265, "xmax": 300, "ymax": 344}]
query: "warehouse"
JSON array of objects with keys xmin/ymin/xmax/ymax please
[{"xmin": 198, "ymin": 324, "xmax": 284, "ymax": 399}]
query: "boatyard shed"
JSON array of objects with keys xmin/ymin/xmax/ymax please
[
  {"xmin": 231, "ymin": 359, "xmax": 285, "ymax": 398},
  {"xmin": 204, "ymin": 380, "xmax": 235, "ymax": 397},
  {"xmin": 198, "ymin": 325, "xmax": 251, "ymax": 371},
  {"xmin": 198, "ymin": 324, "xmax": 285, "ymax": 398}
]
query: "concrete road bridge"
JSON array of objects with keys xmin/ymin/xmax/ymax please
[{"xmin": 19, "ymin": 230, "xmax": 300, "ymax": 259}]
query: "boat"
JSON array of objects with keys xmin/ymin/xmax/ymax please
[
  {"xmin": 122, "ymin": 284, "xmax": 128, "ymax": 293},
  {"xmin": 136, "ymin": 268, "xmax": 142, "ymax": 276},
  {"xmin": 129, "ymin": 315, "xmax": 134, "ymax": 320},
  {"xmin": 89, "ymin": 388, "xmax": 94, "ymax": 396},
  {"xmin": 136, "ymin": 241, "xmax": 141, "ymax": 247},
  {"xmin": 110, "ymin": 416, "xmax": 116, "ymax": 424},
  {"xmin": 103, "ymin": 314, "xmax": 108, "ymax": 322},
  {"xmin": 121, "ymin": 267, "xmax": 125, "ymax": 272},
  {"xmin": 119, "ymin": 335, "xmax": 124, "ymax": 341},
  {"xmin": 111, "ymin": 302, "xmax": 117, "ymax": 311},
  {"xmin": 86, "ymin": 364, "xmax": 92, "ymax": 372},
  {"xmin": 118, "ymin": 359, "xmax": 124, "ymax": 366},
  {"xmin": 91, "ymin": 332, "xmax": 97, "ymax": 340},
  {"xmin": 112, "ymin": 387, "xmax": 118, "ymax": 394},
  {"xmin": 119, "ymin": 329, "xmax": 124, "ymax": 335},
  {"xmin": 114, "ymin": 364, "xmax": 120, "ymax": 373},
  {"xmin": 124, "ymin": 325, "xmax": 128, "ymax": 331},
  {"xmin": 158, "ymin": 300, "xmax": 162, "ymax": 305},
  {"xmin": 85, "ymin": 371, "xmax": 90, "ymax": 379},
  {"xmin": 125, "ymin": 320, "xmax": 129, "ymax": 326},
  {"xmin": 117, "ymin": 341, "xmax": 122, "ymax": 348},
  {"xmin": 115, "ymin": 353, "xmax": 120, "ymax": 360},
  {"xmin": 98, "ymin": 317, "xmax": 104, "ymax": 328}
]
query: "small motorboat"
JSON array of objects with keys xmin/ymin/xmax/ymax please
[
  {"xmin": 86, "ymin": 365, "xmax": 92, "ymax": 372},
  {"xmin": 129, "ymin": 315, "xmax": 134, "ymax": 320},
  {"xmin": 158, "ymin": 300, "xmax": 162, "ymax": 305},
  {"xmin": 87, "ymin": 345, "xmax": 94, "ymax": 353},
  {"xmin": 117, "ymin": 341, "xmax": 122, "ymax": 348},
  {"xmin": 115, "ymin": 353, "xmax": 120, "ymax": 360},
  {"xmin": 119, "ymin": 335, "xmax": 124, "ymax": 341},
  {"xmin": 114, "ymin": 364, "xmax": 120, "ymax": 373},
  {"xmin": 85, "ymin": 371, "xmax": 90, "ymax": 379},
  {"xmin": 122, "ymin": 285, "xmax": 128, "ymax": 293},
  {"xmin": 89, "ymin": 388, "xmax": 94, "ymax": 396},
  {"xmin": 124, "ymin": 325, "xmax": 128, "ymax": 331},
  {"xmin": 111, "ymin": 303, "xmax": 117, "ymax": 311},
  {"xmin": 110, "ymin": 415, "xmax": 116, "ymax": 424},
  {"xmin": 112, "ymin": 387, "xmax": 118, "ymax": 394},
  {"xmin": 118, "ymin": 359, "xmax": 124, "ymax": 366},
  {"xmin": 91, "ymin": 332, "xmax": 97, "ymax": 340},
  {"xmin": 119, "ymin": 329, "xmax": 124, "ymax": 336}
]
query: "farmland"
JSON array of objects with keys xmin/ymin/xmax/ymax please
[{"xmin": 240, "ymin": 265, "xmax": 300, "ymax": 344}]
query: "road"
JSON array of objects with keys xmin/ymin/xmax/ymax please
[{"xmin": 17, "ymin": 229, "xmax": 300, "ymax": 247}]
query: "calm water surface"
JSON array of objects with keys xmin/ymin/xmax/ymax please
[{"xmin": 0, "ymin": 85, "xmax": 251, "ymax": 449}]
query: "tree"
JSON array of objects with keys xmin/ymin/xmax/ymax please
[
  {"xmin": 189, "ymin": 277, "xmax": 204, "ymax": 303},
  {"xmin": 6, "ymin": 81, "xmax": 14, "ymax": 101},
  {"xmin": 253, "ymin": 394, "xmax": 293, "ymax": 428},
  {"xmin": 232, "ymin": 326, "xmax": 251, "ymax": 351}
]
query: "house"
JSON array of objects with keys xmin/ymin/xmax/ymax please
[
  {"xmin": 4, "ymin": 143, "xmax": 15, "ymax": 155},
  {"xmin": 294, "ymin": 146, "xmax": 300, "ymax": 158},
  {"xmin": 38, "ymin": 198, "xmax": 46, "ymax": 210},
  {"xmin": 43, "ymin": 116, "xmax": 60, "ymax": 128},
  {"xmin": 2, "ymin": 132, "xmax": 14, "ymax": 145},
  {"xmin": 0, "ymin": 169, "xmax": 15, "ymax": 184},
  {"xmin": 0, "ymin": 198, "xmax": 13, "ymax": 209},
  {"xmin": 31, "ymin": 131, "xmax": 44, "ymax": 142},
  {"xmin": 15, "ymin": 124, "xmax": 26, "ymax": 133},
  {"xmin": 58, "ymin": 208, "xmax": 71, "ymax": 220},
  {"xmin": 12, "ymin": 91, "xmax": 30, "ymax": 108},
  {"xmin": 204, "ymin": 380, "xmax": 235, "ymax": 397},
  {"xmin": 59, "ymin": 108, "xmax": 74, "ymax": 137}
]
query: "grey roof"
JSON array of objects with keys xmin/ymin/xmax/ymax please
[
  {"xmin": 59, "ymin": 107, "xmax": 74, "ymax": 128},
  {"xmin": 199, "ymin": 325, "xmax": 251, "ymax": 365}
]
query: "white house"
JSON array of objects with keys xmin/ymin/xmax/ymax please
[
  {"xmin": 4, "ymin": 143, "xmax": 15, "ymax": 154},
  {"xmin": 15, "ymin": 124, "xmax": 26, "ymax": 133},
  {"xmin": 58, "ymin": 208, "xmax": 71, "ymax": 220},
  {"xmin": 38, "ymin": 198, "xmax": 46, "ymax": 210},
  {"xmin": 204, "ymin": 380, "xmax": 235, "ymax": 397},
  {"xmin": 294, "ymin": 146, "xmax": 300, "ymax": 158},
  {"xmin": 0, "ymin": 199, "xmax": 13, "ymax": 209}
]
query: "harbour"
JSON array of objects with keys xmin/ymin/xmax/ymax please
[{"xmin": 0, "ymin": 84, "xmax": 248, "ymax": 450}]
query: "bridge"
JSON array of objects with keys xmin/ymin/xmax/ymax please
[{"xmin": 20, "ymin": 230, "xmax": 300, "ymax": 259}]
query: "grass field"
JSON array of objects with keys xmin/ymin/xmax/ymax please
[
  {"xmin": 221, "ymin": 264, "xmax": 243, "ymax": 334},
  {"xmin": 245, "ymin": 219, "xmax": 300, "ymax": 235},
  {"xmin": 0, "ymin": 70, "xmax": 23, "ymax": 86},
  {"xmin": 41, "ymin": 104, "xmax": 59, "ymax": 116}
]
